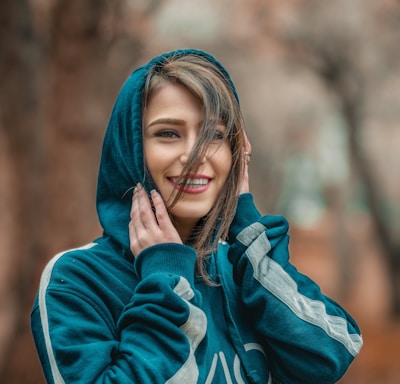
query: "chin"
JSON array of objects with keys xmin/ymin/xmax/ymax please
[{"xmin": 169, "ymin": 206, "xmax": 212, "ymax": 223}]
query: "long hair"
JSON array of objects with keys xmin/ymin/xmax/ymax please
[{"xmin": 142, "ymin": 53, "xmax": 246, "ymax": 283}]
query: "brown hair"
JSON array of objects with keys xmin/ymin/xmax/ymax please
[{"xmin": 142, "ymin": 53, "xmax": 245, "ymax": 283}]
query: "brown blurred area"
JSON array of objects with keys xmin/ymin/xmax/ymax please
[{"xmin": 1, "ymin": 0, "xmax": 399, "ymax": 382}]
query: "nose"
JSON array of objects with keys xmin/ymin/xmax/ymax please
[
  {"xmin": 179, "ymin": 137, "xmax": 206, "ymax": 165},
  {"xmin": 179, "ymin": 152, "xmax": 189, "ymax": 164},
  {"xmin": 179, "ymin": 151, "xmax": 206, "ymax": 165}
]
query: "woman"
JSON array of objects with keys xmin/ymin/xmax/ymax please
[{"xmin": 31, "ymin": 49, "xmax": 362, "ymax": 383}]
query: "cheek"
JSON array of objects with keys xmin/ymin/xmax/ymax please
[
  {"xmin": 143, "ymin": 150, "xmax": 153, "ymax": 176},
  {"xmin": 218, "ymin": 146, "xmax": 233, "ymax": 180},
  {"xmin": 143, "ymin": 146, "xmax": 164, "ymax": 180}
]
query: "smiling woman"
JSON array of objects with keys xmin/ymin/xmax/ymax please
[
  {"xmin": 142, "ymin": 82, "xmax": 233, "ymax": 245},
  {"xmin": 31, "ymin": 49, "xmax": 362, "ymax": 384},
  {"xmin": 141, "ymin": 53, "xmax": 246, "ymax": 273}
]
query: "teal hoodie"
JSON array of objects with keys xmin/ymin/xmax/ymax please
[{"xmin": 31, "ymin": 49, "xmax": 362, "ymax": 383}]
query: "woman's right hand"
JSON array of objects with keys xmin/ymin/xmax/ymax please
[{"xmin": 129, "ymin": 184, "xmax": 182, "ymax": 257}]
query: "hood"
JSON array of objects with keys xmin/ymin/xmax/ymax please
[{"xmin": 96, "ymin": 48, "xmax": 239, "ymax": 256}]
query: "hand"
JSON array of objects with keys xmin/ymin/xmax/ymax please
[
  {"xmin": 129, "ymin": 184, "xmax": 183, "ymax": 257},
  {"xmin": 238, "ymin": 129, "xmax": 252, "ymax": 195}
]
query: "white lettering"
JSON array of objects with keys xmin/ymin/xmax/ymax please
[
  {"xmin": 205, "ymin": 354, "xmax": 218, "ymax": 384},
  {"xmin": 219, "ymin": 352, "xmax": 233, "ymax": 384},
  {"xmin": 204, "ymin": 343, "xmax": 271, "ymax": 383}
]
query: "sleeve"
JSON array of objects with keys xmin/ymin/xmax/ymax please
[
  {"xmin": 227, "ymin": 193, "xmax": 363, "ymax": 384},
  {"xmin": 30, "ymin": 243, "xmax": 207, "ymax": 384}
]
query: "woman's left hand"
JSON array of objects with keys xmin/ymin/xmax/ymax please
[
  {"xmin": 238, "ymin": 130, "xmax": 252, "ymax": 195},
  {"xmin": 129, "ymin": 184, "xmax": 182, "ymax": 257}
]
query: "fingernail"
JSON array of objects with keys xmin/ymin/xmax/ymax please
[{"xmin": 133, "ymin": 183, "xmax": 141, "ymax": 195}]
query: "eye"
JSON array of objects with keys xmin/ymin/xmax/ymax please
[
  {"xmin": 212, "ymin": 127, "xmax": 227, "ymax": 141},
  {"xmin": 213, "ymin": 131, "xmax": 224, "ymax": 140},
  {"xmin": 154, "ymin": 129, "xmax": 179, "ymax": 139}
]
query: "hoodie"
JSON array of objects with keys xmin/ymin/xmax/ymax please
[{"xmin": 31, "ymin": 49, "xmax": 363, "ymax": 384}]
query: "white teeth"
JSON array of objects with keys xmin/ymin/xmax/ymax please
[{"xmin": 170, "ymin": 177, "xmax": 209, "ymax": 186}]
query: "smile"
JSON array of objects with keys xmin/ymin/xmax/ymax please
[{"xmin": 168, "ymin": 175, "xmax": 211, "ymax": 193}]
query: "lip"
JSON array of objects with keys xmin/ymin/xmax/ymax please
[{"xmin": 167, "ymin": 174, "xmax": 212, "ymax": 194}]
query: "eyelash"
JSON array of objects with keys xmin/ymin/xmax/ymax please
[
  {"xmin": 154, "ymin": 129, "xmax": 179, "ymax": 138},
  {"xmin": 213, "ymin": 130, "xmax": 225, "ymax": 140},
  {"xmin": 153, "ymin": 129, "xmax": 226, "ymax": 141}
]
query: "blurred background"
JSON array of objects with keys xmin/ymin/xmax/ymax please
[{"xmin": 1, "ymin": 0, "xmax": 399, "ymax": 382}]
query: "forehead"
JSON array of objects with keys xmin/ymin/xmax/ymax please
[{"xmin": 144, "ymin": 82, "xmax": 204, "ymax": 122}]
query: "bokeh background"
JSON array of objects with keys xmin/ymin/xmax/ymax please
[{"xmin": 1, "ymin": 0, "xmax": 400, "ymax": 382}]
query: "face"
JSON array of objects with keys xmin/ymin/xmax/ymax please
[{"xmin": 143, "ymin": 82, "xmax": 232, "ymax": 235}]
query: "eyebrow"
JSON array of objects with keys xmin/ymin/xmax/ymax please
[
  {"xmin": 146, "ymin": 117, "xmax": 227, "ymax": 130},
  {"xmin": 146, "ymin": 118, "xmax": 186, "ymax": 128}
]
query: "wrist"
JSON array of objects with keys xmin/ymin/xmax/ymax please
[
  {"xmin": 134, "ymin": 243, "xmax": 197, "ymax": 285},
  {"xmin": 228, "ymin": 193, "xmax": 262, "ymax": 242}
]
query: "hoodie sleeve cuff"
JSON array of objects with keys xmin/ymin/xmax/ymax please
[
  {"xmin": 228, "ymin": 193, "xmax": 262, "ymax": 243},
  {"xmin": 134, "ymin": 243, "xmax": 197, "ymax": 285}
]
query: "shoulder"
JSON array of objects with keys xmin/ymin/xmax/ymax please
[
  {"xmin": 39, "ymin": 241, "xmax": 135, "ymax": 295},
  {"xmin": 35, "ymin": 241, "xmax": 138, "ymax": 323},
  {"xmin": 40, "ymin": 243, "xmax": 99, "ymax": 288}
]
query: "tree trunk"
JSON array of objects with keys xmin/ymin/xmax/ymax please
[
  {"xmin": 339, "ymin": 75, "xmax": 400, "ymax": 319},
  {"xmin": 0, "ymin": 0, "xmax": 45, "ymax": 382},
  {"xmin": 0, "ymin": 0, "xmax": 161, "ymax": 381}
]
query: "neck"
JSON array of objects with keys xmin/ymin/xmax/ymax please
[{"xmin": 171, "ymin": 216, "xmax": 199, "ymax": 243}]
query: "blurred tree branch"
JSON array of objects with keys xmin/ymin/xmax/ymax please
[
  {"xmin": 231, "ymin": 0, "xmax": 400, "ymax": 317},
  {"xmin": 264, "ymin": 0, "xmax": 400, "ymax": 317},
  {"xmin": 286, "ymin": 0, "xmax": 400, "ymax": 317}
]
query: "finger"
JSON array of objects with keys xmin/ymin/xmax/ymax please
[
  {"xmin": 130, "ymin": 184, "xmax": 160, "ymax": 255},
  {"xmin": 243, "ymin": 129, "xmax": 252, "ymax": 153},
  {"xmin": 130, "ymin": 185, "xmax": 138, "ymax": 219},
  {"xmin": 131, "ymin": 184, "xmax": 141, "ymax": 226},
  {"xmin": 239, "ymin": 130, "xmax": 251, "ymax": 195},
  {"xmin": 131, "ymin": 184, "xmax": 151, "ymax": 233},
  {"xmin": 129, "ymin": 217, "xmax": 139, "ymax": 256},
  {"xmin": 136, "ymin": 184, "xmax": 158, "ymax": 230},
  {"xmin": 150, "ymin": 189, "xmax": 172, "ymax": 230},
  {"xmin": 238, "ymin": 167, "xmax": 250, "ymax": 194},
  {"xmin": 151, "ymin": 190, "xmax": 182, "ymax": 244},
  {"xmin": 243, "ymin": 129, "xmax": 252, "ymax": 165},
  {"xmin": 129, "ymin": 186, "xmax": 142, "ymax": 255}
]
